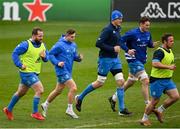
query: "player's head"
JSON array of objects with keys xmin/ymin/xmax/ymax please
[
  {"xmin": 32, "ymin": 27, "xmax": 43, "ymax": 43},
  {"xmin": 65, "ymin": 29, "xmax": 76, "ymax": 42},
  {"xmin": 139, "ymin": 16, "xmax": 150, "ymax": 32},
  {"xmin": 111, "ymin": 10, "xmax": 123, "ymax": 27},
  {"xmin": 161, "ymin": 33, "xmax": 174, "ymax": 49}
]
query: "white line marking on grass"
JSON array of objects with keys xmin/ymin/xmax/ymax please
[{"xmin": 76, "ymin": 115, "xmax": 180, "ymax": 128}]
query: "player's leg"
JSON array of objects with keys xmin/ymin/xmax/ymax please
[
  {"xmin": 75, "ymin": 58, "xmax": 110, "ymax": 112},
  {"xmin": 129, "ymin": 61, "xmax": 150, "ymax": 105},
  {"xmin": 41, "ymin": 83, "xmax": 65, "ymax": 117},
  {"xmin": 109, "ymin": 74, "xmax": 137, "ymax": 111},
  {"xmin": 124, "ymin": 61, "xmax": 142, "ymax": 92},
  {"xmin": 108, "ymin": 59, "xmax": 124, "ymax": 112},
  {"xmin": 162, "ymin": 88, "xmax": 179, "ymax": 109},
  {"xmin": 7, "ymin": 84, "xmax": 29, "ymax": 111},
  {"xmin": 77, "ymin": 76, "xmax": 105, "ymax": 100},
  {"xmin": 65, "ymin": 79, "xmax": 79, "ymax": 118},
  {"xmin": 108, "ymin": 61, "xmax": 139, "ymax": 112},
  {"xmin": 137, "ymin": 70, "xmax": 150, "ymax": 105},
  {"xmin": 113, "ymin": 72, "xmax": 132, "ymax": 116},
  {"xmin": 124, "ymin": 74, "xmax": 137, "ymax": 91},
  {"xmin": 110, "ymin": 69, "xmax": 124, "ymax": 112},
  {"xmin": 111, "ymin": 74, "xmax": 137, "ymax": 100},
  {"xmin": 75, "ymin": 77, "xmax": 106, "ymax": 112},
  {"xmin": 140, "ymin": 79, "xmax": 163, "ymax": 126},
  {"xmin": 3, "ymin": 84, "xmax": 29, "ymax": 120},
  {"xmin": 114, "ymin": 72, "xmax": 125, "ymax": 113},
  {"xmin": 31, "ymin": 74, "xmax": 45, "ymax": 120},
  {"xmin": 155, "ymin": 80, "xmax": 179, "ymax": 122},
  {"xmin": 140, "ymin": 97, "xmax": 160, "ymax": 126},
  {"xmin": 44, "ymin": 83, "xmax": 65, "ymax": 103},
  {"xmin": 111, "ymin": 58, "xmax": 132, "ymax": 116}
]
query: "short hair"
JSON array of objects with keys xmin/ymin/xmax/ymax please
[
  {"xmin": 161, "ymin": 33, "xmax": 173, "ymax": 43},
  {"xmin": 139, "ymin": 16, "xmax": 150, "ymax": 24},
  {"xmin": 32, "ymin": 27, "xmax": 43, "ymax": 35},
  {"xmin": 66, "ymin": 29, "xmax": 76, "ymax": 35}
]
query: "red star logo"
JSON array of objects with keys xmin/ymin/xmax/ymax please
[{"xmin": 23, "ymin": 0, "xmax": 52, "ymax": 22}]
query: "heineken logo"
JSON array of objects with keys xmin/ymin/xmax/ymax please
[{"xmin": 2, "ymin": 0, "xmax": 52, "ymax": 22}]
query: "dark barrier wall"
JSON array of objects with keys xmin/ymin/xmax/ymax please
[
  {"xmin": 0, "ymin": 0, "xmax": 110, "ymax": 22},
  {"xmin": 112, "ymin": 0, "xmax": 180, "ymax": 21}
]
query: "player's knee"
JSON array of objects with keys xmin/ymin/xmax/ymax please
[
  {"xmin": 93, "ymin": 81, "xmax": 104, "ymax": 88},
  {"xmin": 114, "ymin": 73, "xmax": 124, "ymax": 81},
  {"xmin": 114, "ymin": 73, "xmax": 124, "ymax": 86},
  {"xmin": 97, "ymin": 75, "xmax": 107, "ymax": 85},
  {"xmin": 144, "ymin": 79, "xmax": 149, "ymax": 86},
  {"xmin": 141, "ymin": 78, "xmax": 149, "ymax": 86},
  {"xmin": 40, "ymin": 89, "xmax": 44, "ymax": 94},
  {"xmin": 172, "ymin": 94, "xmax": 180, "ymax": 101},
  {"xmin": 71, "ymin": 86, "xmax": 77, "ymax": 93},
  {"xmin": 177, "ymin": 95, "xmax": 180, "ymax": 101},
  {"xmin": 97, "ymin": 82, "xmax": 104, "ymax": 87},
  {"xmin": 139, "ymin": 72, "xmax": 148, "ymax": 83},
  {"xmin": 127, "ymin": 76, "xmax": 138, "ymax": 82},
  {"xmin": 116, "ymin": 79, "xmax": 125, "ymax": 87},
  {"xmin": 16, "ymin": 91, "xmax": 26, "ymax": 97},
  {"xmin": 175, "ymin": 95, "xmax": 180, "ymax": 101},
  {"xmin": 99, "ymin": 83, "xmax": 104, "ymax": 87},
  {"xmin": 16, "ymin": 93, "xmax": 25, "ymax": 97},
  {"xmin": 36, "ymin": 89, "xmax": 44, "ymax": 96},
  {"xmin": 39, "ymin": 91, "xmax": 44, "ymax": 95}
]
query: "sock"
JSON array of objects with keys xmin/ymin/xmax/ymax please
[
  {"xmin": 33, "ymin": 96, "xmax": 40, "ymax": 113},
  {"xmin": 67, "ymin": 104, "xmax": 73, "ymax": 110},
  {"xmin": 112, "ymin": 92, "xmax": 117, "ymax": 102},
  {"xmin": 44, "ymin": 100, "xmax": 49, "ymax": 106},
  {"xmin": 7, "ymin": 95, "xmax": 20, "ymax": 112},
  {"xmin": 142, "ymin": 113, "xmax": 149, "ymax": 121},
  {"xmin": 117, "ymin": 87, "xmax": 125, "ymax": 111},
  {"xmin": 78, "ymin": 84, "xmax": 95, "ymax": 101},
  {"xmin": 144, "ymin": 100, "xmax": 150, "ymax": 105},
  {"xmin": 158, "ymin": 105, "xmax": 166, "ymax": 113}
]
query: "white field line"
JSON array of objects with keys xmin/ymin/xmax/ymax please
[{"xmin": 76, "ymin": 115, "xmax": 180, "ymax": 128}]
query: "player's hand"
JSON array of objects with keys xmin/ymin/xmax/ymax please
[
  {"xmin": 58, "ymin": 62, "xmax": 64, "ymax": 67},
  {"xmin": 21, "ymin": 64, "xmax": 26, "ymax": 70},
  {"xmin": 39, "ymin": 50, "xmax": 46, "ymax": 58},
  {"xmin": 153, "ymin": 41, "xmax": 160, "ymax": 47},
  {"xmin": 128, "ymin": 49, "xmax": 136, "ymax": 56},
  {"xmin": 79, "ymin": 54, "xmax": 83, "ymax": 60},
  {"xmin": 169, "ymin": 64, "xmax": 176, "ymax": 70},
  {"xmin": 114, "ymin": 46, "xmax": 120, "ymax": 52}
]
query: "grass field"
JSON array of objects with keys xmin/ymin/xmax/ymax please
[{"xmin": 0, "ymin": 21, "xmax": 180, "ymax": 128}]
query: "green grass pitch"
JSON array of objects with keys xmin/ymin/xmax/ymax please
[{"xmin": 0, "ymin": 21, "xmax": 180, "ymax": 128}]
